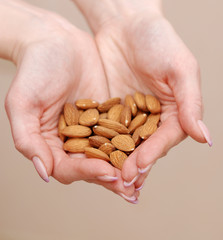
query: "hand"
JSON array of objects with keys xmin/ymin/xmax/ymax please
[
  {"xmin": 3, "ymin": 3, "xmax": 138, "ymax": 203},
  {"xmin": 90, "ymin": 4, "xmax": 212, "ymax": 189}
]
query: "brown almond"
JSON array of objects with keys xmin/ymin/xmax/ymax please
[
  {"xmin": 61, "ymin": 125, "xmax": 92, "ymax": 138},
  {"xmin": 98, "ymin": 97, "xmax": 121, "ymax": 113},
  {"xmin": 78, "ymin": 109, "xmax": 84, "ymax": 116},
  {"xmin": 139, "ymin": 122, "xmax": 157, "ymax": 140},
  {"xmin": 85, "ymin": 147, "xmax": 110, "ymax": 161},
  {"xmin": 134, "ymin": 92, "xmax": 148, "ymax": 111},
  {"xmin": 98, "ymin": 119, "xmax": 129, "ymax": 134},
  {"xmin": 147, "ymin": 113, "xmax": 160, "ymax": 125},
  {"xmin": 128, "ymin": 113, "xmax": 147, "ymax": 134},
  {"xmin": 111, "ymin": 134, "xmax": 135, "ymax": 152},
  {"xmin": 75, "ymin": 99, "xmax": 99, "ymax": 109},
  {"xmin": 63, "ymin": 138, "xmax": 90, "ymax": 153},
  {"xmin": 107, "ymin": 104, "xmax": 124, "ymax": 122},
  {"xmin": 64, "ymin": 103, "xmax": 79, "ymax": 126},
  {"xmin": 145, "ymin": 95, "xmax": 161, "ymax": 114},
  {"xmin": 58, "ymin": 114, "xmax": 67, "ymax": 142},
  {"xmin": 132, "ymin": 126, "xmax": 143, "ymax": 146},
  {"xmin": 99, "ymin": 113, "xmax": 107, "ymax": 119},
  {"xmin": 120, "ymin": 106, "xmax": 131, "ymax": 127},
  {"xmin": 89, "ymin": 136, "xmax": 111, "ymax": 148},
  {"xmin": 93, "ymin": 125, "xmax": 119, "ymax": 139},
  {"xmin": 124, "ymin": 95, "xmax": 137, "ymax": 116},
  {"xmin": 110, "ymin": 150, "xmax": 128, "ymax": 170},
  {"xmin": 99, "ymin": 143, "xmax": 116, "ymax": 155},
  {"xmin": 79, "ymin": 108, "xmax": 99, "ymax": 126}
]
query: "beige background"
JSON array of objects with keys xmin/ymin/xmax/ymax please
[{"xmin": 0, "ymin": 0, "xmax": 222, "ymax": 239}]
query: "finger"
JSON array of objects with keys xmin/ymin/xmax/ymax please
[
  {"xmin": 5, "ymin": 109, "xmax": 53, "ymax": 182},
  {"xmin": 136, "ymin": 115, "xmax": 185, "ymax": 173},
  {"xmin": 169, "ymin": 64, "xmax": 212, "ymax": 146}
]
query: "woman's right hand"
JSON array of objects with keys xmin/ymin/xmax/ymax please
[{"xmin": 3, "ymin": 1, "xmax": 138, "ymax": 203}]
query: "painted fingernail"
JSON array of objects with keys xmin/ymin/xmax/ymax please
[
  {"xmin": 32, "ymin": 156, "xmax": 49, "ymax": 183},
  {"xmin": 119, "ymin": 193, "xmax": 137, "ymax": 203},
  {"xmin": 136, "ymin": 182, "xmax": 145, "ymax": 191},
  {"xmin": 138, "ymin": 163, "xmax": 153, "ymax": 174},
  {"xmin": 123, "ymin": 174, "xmax": 140, "ymax": 187},
  {"xmin": 197, "ymin": 120, "xmax": 213, "ymax": 147},
  {"xmin": 97, "ymin": 175, "xmax": 118, "ymax": 182}
]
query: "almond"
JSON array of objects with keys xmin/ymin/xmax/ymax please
[
  {"xmin": 139, "ymin": 122, "xmax": 157, "ymax": 140},
  {"xmin": 98, "ymin": 97, "xmax": 121, "ymax": 113},
  {"xmin": 78, "ymin": 109, "xmax": 84, "ymax": 116},
  {"xmin": 98, "ymin": 119, "xmax": 129, "ymax": 134},
  {"xmin": 99, "ymin": 143, "xmax": 116, "ymax": 155},
  {"xmin": 79, "ymin": 108, "xmax": 99, "ymax": 126},
  {"xmin": 124, "ymin": 95, "xmax": 137, "ymax": 116},
  {"xmin": 58, "ymin": 114, "xmax": 67, "ymax": 142},
  {"xmin": 75, "ymin": 99, "xmax": 99, "ymax": 109},
  {"xmin": 107, "ymin": 104, "xmax": 124, "ymax": 122},
  {"xmin": 111, "ymin": 134, "xmax": 135, "ymax": 152},
  {"xmin": 89, "ymin": 136, "xmax": 111, "ymax": 148},
  {"xmin": 132, "ymin": 126, "xmax": 143, "ymax": 146},
  {"xmin": 120, "ymin": 106, "xmax": 131, "ymax": 127},
  {"xmin": 128, "ymin": 113, "xmax": 147, "ymax": 134},
  {"xmin": 145, "ymin": 95, "xmax": 161, "ymax": 113},
  {"xmin": 99, "ymin": 113, "xmax": 107, "ymax": 119},
  {"xmin": 61, "ymin": 125, "xmax": 92, "ymax": 138},
  {"xmin": 134, "ymin": 92, "xmax": 148, "ymax": 112},
  {"xmin": 63, "ymin": 138, "xmax": 90, "ymax": 153},
  {"xmin": 64, "ymin": 103, "xmax": 79, "ymax": 126},
  {"xmin": 110, "ymin": 150, "xmax": 127, "ymax": 170},
  {"xmin": 85, "ymin": 147, "xmax": 110, "ymax": 161},
  {"xmin": 93, "ymin": 125, "xmax": 119, "ymax": 139},
  {"xmin": 147, "ymin": 113, "xmax": 160, "ymax": 125}
]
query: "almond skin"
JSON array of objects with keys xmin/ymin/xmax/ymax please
[
  {"xmin": 132, "ymin": 126, "xmax": 143, "ymax": 146},
  {"xmin": 63, "ymin": 138, "xmax": 90, "ymax": 153},
  {"xmin": 134, "ymin": 92, "xmax": 148, "ymax": 112},
  {"xmin": 120, "ymin": 106, "xmax": 131, "ymax": 127},
  {"xmin": 85, "ymin": 147, "xmax": 110, "ymax": 161},
  {"xmin": 111, "ymin": 134, "xmax": 135, "ymax": 152},
  {"xmin": 107, "ymin": 104, "xmax": 124, "ymax": 122},
  {"xmin": 58, "ymin": 114, "xmax": 67, "ymax": 142},
  {"xmin": 99, "ymin": 143, "xmax": 116, "ymax": 155},
  {"xmin": 145, "ymin": 95, "xmax": 161, "ymax": 114},
  {"xmin": 139, "ymin": 122, "xmax": 157, "ymax": 139},
  {"xmin": 98, "ymin": 119, "xmax": 129, "ymax": 134},
  {"xmin": 89, "ymin": 136, "xmax": 111, "ymax": 148},
  {"xmin": 93, "ymin": 125, "xmax": 119, "ymax": 139},
  {"xmin": 147, "ymin": 113, "xmax": 160, "ymax": 125},
  {"xmin": 75, "ymin": 99, "xmax": 99, "ymax": 109},
  {"xmin": 99, "ymin": 113, "xmax": 107, "ymax": 119},
  {"xmin": 124, "ymin": 95, "xmax": 137, "ymax": 116},
  {"xmin": 98, "ymin": 97, "xmax": 121, "ymax": 113},
  {"xmin": 61, "ymin": 125, "xmax": 92, "ymax": 138},
  {"xmin": 128, "ymin": 113, "xmax": 147, "ymax": 134},
  {"xmin": 110, "ymin": 150, "xmax": 127, "ymax": 170},
  {"xmin": 64, "ymin": 103, "xmax": 79, "ymax": 126},
  {"xmin": 79, "ymin": 108, "xmax": 99, "ymax": 126}
]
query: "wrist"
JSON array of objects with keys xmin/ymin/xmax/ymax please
[{"xmin": 73, "ymin": 0, "xmax": 162, "ymax": 33}]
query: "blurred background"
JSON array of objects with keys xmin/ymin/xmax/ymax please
[{"xmin": 0, "ymin": 0, "xmax": 222, "ymax": 239}]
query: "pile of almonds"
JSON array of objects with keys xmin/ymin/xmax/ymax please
[{"xmin": 58, "ymin": 92, "xmax": 161, "ymax": 170}]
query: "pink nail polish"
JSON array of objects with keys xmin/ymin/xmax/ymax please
[
  {"xmin": 123, "ymin": 174, "xmax": 140, "ymax": 187},
  {"xmin": 136, "ymin": 182, "xmax": 145, "ymax": 191},
  {"xmin": 119, "ymin": 193, "xmax": 137, "ymax": 202},
  {"xmin": 97, "ymin": 175, "xmax": 118, "ymax": 182},
  {"xmin": 32, "ymin": 156, "xmax": 49, "ymax": 183},
  {"xmin": 138, "ymin": 163, "xmax": 153, "ymax": 174},
  {"xmin": 197, "ymin": 120, "xmax": 213, "ymax": 147}
]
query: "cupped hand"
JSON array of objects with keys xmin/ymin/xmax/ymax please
[
  {"xmin": 95, "ymin": 10, "xmax": 210, "ymax": 189},
  {"xmin": 4, "ymin": 14, "xmax": 138, "ymax": 203}
]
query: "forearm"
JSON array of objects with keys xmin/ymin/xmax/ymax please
[{"xmin": 73, "ymin": 0, "xmax": 162, "ymax": 33}]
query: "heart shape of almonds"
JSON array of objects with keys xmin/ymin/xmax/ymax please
[{"xmin": 58, "ymin": 92, "xmax": 161, "ymax": 170}]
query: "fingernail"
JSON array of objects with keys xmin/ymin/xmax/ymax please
[
  {"xmin": 197, "ymin": 120, "xmax": 213, "ymax": 147},
  {"xmin": 97, "ymin": 175, "xmax": 118, "ymax": 182},
  {"xmin": 138, "ymin": 163, "xmax": 153, "ymax": 174},
  {"xmin": 136, "ymin": 182, "xmax": 145, "ymax": 191},
  {"xmin": 32, "ymin": 156, "xmax": 49, "ymax": 183},
  {"xmin": 124, "ymin": 174, "xmax": 140, "ymax": 187},
  {"xmin": 119, "ymin": 193, "xmax": 137, "ymax": 203}
]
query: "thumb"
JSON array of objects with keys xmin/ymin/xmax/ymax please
[
  {"xmin": 170, "ymin": 65, "xmax": 212, "ymax": 146},
  {"xmin": 5, "ymin": 102, "xmax": 53, "ymax": 182}
]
